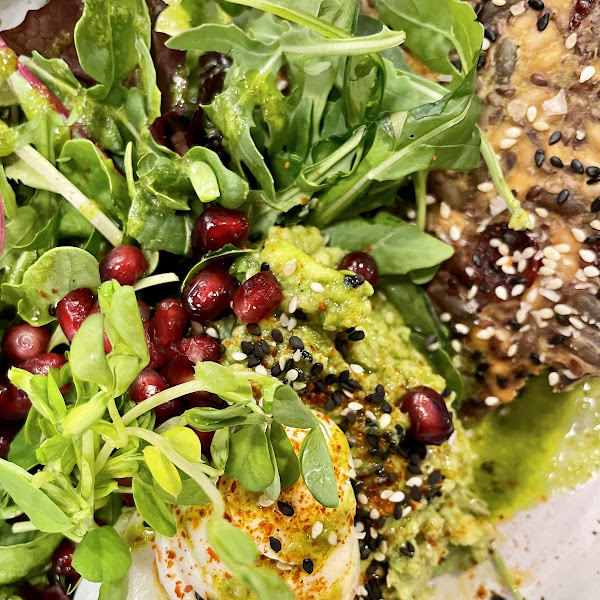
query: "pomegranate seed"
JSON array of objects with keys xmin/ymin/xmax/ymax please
[
  {"xmin": 56, "ymin": 288, "xmax": 95, "ymax": 342},
  {"xmin": 176, "ymin": 336, "xmax": 221, "ymax": 363},
  {"xmin": 160, "ymin": 356, "xmax": 216, "ymax": 409},
  {"xmin": 40, "ymin": 584, "xmax": 70, "ymax": 600},
  {"xmin": 181, "ymin": 264, "xmax": 236, "ymax": 322},
  {"xmin": 144, "ymin": 323, "xmax": 165, "ymax": 369},
  {"xmin": 0, "ymin": 376, "xmax": 31, "ymax": 421},
  {"xmin": 338, "ymin": 251, "xmax": 378, "ymax": 286},
  {"xmin": 128, "ymin": 369, "xmax": 168, "ymax": 404},
  {"xmin": 116, "ymin": 477, "xmax": 135, "ymax": 507},
  {"xmin": 152, "ymin": 299, "xmax": 188, "ymax": 346},
  {"xmin": 138, "ymin": 300, "xmax": 152, "ymax": 322},
  {"xmin": 192, "ymin": 205, "xmax": 249, "ymax": 253},
  {"xmin": 86, "ymin": 308, "xmax": 113, "ymax": 353},
  {"xmin": 21, "ymin": 353, "xmax": 67, "ymax": 375},
  {"xmin": 191, "ymin": 427, "xmax": 215, "ymax": 455},
  {"xmin": 0, "ymin": 420, "xmax": 20, "ymax": 458},
  {"xmin": 51, "ymin": 539, "xmax": 80, "ymax": 583},
  {"xmin": 2, "ymin": 323, "xmax": 49, "ymax": 363},
  {"xmin": 99, "ymin": 245, "xmax": 148, "ymax": 286},
  {"xmin": 400, "ymin": 386, "xmax": 454, "ymax": 445},
  {"xmin": 232, "ymin": 271, "xmax": 283, "ymax": 323}
]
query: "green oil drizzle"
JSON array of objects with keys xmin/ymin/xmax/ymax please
[{"xmin": 468, "ymin": 377, "xmax": 600, "ymax": 520}]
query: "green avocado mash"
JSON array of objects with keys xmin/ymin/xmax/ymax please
[{"xmin": 222, "ymin": 226, "xmax": 492, "ymax": 599}]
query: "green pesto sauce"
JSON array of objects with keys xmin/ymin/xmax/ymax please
[{"xmin": 469, "ymin": 377, "xmax": 600, "ymax": 520}]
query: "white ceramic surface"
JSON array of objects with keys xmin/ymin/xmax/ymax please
[{"xmin": 1, "ymin": 2, "xmax": 599, "ymax": 599}]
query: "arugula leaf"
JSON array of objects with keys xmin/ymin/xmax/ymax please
[
  {"xmin": 72, "ymin": 526, "xmax": 132, "ymax": 583},
  {"xmin": 225, "ymin": 424, "xmax": 274, "ymax": 492},
  {"xmin": 1, "ymin": 247, "xmax": 100, "ymax": 326},
  {"xmin": 323, "ymin": 213, "xmax": 453, "ymax": 276},
  {"xmin": 299, "ymin": 426, "xmax": 338, "ymax": 508}
]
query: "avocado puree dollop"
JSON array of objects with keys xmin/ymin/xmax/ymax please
[{"xmin": 219, "ymin": 226, "xmax": 492, "ymax": 600}]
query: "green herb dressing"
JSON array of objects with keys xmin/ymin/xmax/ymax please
[{"xmin": 469, "ymin": 377, "xmax": 600, "ymax": 520}]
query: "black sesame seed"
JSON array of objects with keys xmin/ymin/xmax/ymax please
[
  {"xmin": 393, "ymin": 503, "xmax": 403, "ymax": 519},
  {"xmin": 476, "ymin": 361, "xmax": 490, "ymax": 373},
  {"xmin": 48, "ymin": 305, "xmax": 56, "ymax": 317},
  {"xmin": 400, "ymin": 543, "xmax": 415, "ymax": 558},
  {"xmin": 241, "ymin": 341, "xmax": 254, "ymax": 355},
  {"xmin": 376, "ymin": 515, "xmax": 387, "ymax": 530},
  {"xmin": 528, "ymin": 0, "xmax": 544, "ymax": 9},
  {"xmin": 442, "ymin": 386, "xmax": 451, "ymax": 398},
  {"xmin": 269, "ymin": 537, "xmax": 282, "ymax": 552},
  {"xmin": 587, "ymin": 177, "xmax": 600, "ymax": 186},
  {"xmin": 302, "ymin": 558, "xmax": 314, "ymax": 574},
  {"xmin": 277, "ymin": 501, "xmax": 294, "ymax": 517},
  {"xmin": 496, "ymin": 376, "xmax": 509, "ymax": 389},
  {"xmin": 557, "ymin": 189, "xmax": 570, "ymax": 204},
  {"xmin": 548, "ymin": 131, "xmax": 562, "ymax": 145},
  {"xmin": 271, "ymin": 328, "xmax": 283, "ymax": 343},
  {"xmin": 260, "ymin": 262, "xmax": 270, "ymax": 272},
  {"xmin": 536, "ymin": 12, "xmax": 550, "ymax": 31},
  {"xmin": 585, "ymin": 234, "xmax": 600, "ymax": 244},
  {"xmin": 324, "ymin": 398, "xmax": 336, "ymax": 411},
  {"xmin": 253, "ymin": 344, "xmax": 265, "ymax": 359},
  {"xmin": 348, "ymin": 330, "xmax": 365, "ymax": 341},
  {"xmin": 344, "ymin": 273, "xmax": 365, "ymax": 288},
  {"xmin": 555, "ymin": 314, "xmax": 570, "ymax": 326},
  {"xmin": 549, "ymin": 334, "xmax": 565, "ymax": 345},
  {"xmin": 382, "ymin": 401, "xmax": 392, "ymax": 414},
  {"xmin": 591, "ymin": 197, "xmax": 600, "ymax": 212},
  {"xmin": 407, "ymin": 463, "xmax": 422, "ymax": 475},
  {"xmin": 508, "ymin": 319, "xmax": 521, "ymax": 331},
  {"xmin": 347, "ymin": 411, "xmax": 357, "ymax": 425},
  {"xmin": 491, "ymin": 594, "xmax": 507, "ymax": 600},
  {"xmin": 410, "ymin": 486, "xmax": 422, "ymax": 502},
  {"xmin": 247, "ymin": 356, "xmax": 261, "ymax": 368},
  {"xmin": 477, "ymin": 52, "xmax": 486, "ymax": 69},
  {"xmin": 311, "ymin": 362, "xmax": 324, "ymax": 375},
  {"xmin": 360, "ymin": 544, "xmax": 371, "ymax": 560},
  {"xmin": 271, "ymin": 364, "xmax": 282, "ymax": 377},
  {"xmin": 247, "ymin": 323, "xmax": 261, "ymax": 336},
  {"xmin": 366, "ymin": 561, "xmax": 379, "ymax": 576},
  {"xmin": 586, "ymin": 166, "xmax": 600, "ymax": 178},
  {"xmin": 530, "ymin": 352, "xmax": 541, "ymax": 365},
  {"xmin": 195, "ymin": 593, "xmax": 205, "ymax": 600},
  {"xmin": 571, "ymin": 159, "xmax": 584, "ymax": 174},
  {"xmin": 376, "ymin": 384, "xmax": 385, "ymax": 395},
  {"xmin": 260, "ymin": 339, "xmax": 270, "ymax": 354},
  {"xmin": 534, "ymin": 148, "xmax": 545, "ymax": 167},
  {"xmin": 333, "ymin": 390, "xmax": 343, "ymax": 406},
  {"xmin": 427, "ymin": 470, "xmax": 443, "ymax": 485},
  {"xmin": 339, "ymin": 369, "xmax": 350, "ymax": 383},
  {"xmin": 484, "ymin": 28, "xmax": 496, "ymax": 42},
  {"xmin": 515, "ymin": 370, "xmax": 529, "ymax": 379},
  {"xmin": 549, "ymin": 156, "xmax": 563, "ymax": 168},
  {"xmin": 472, "ymin": 253, "xmax": 482, "ymax": 267},
  {"xmin": 324, "ymin": 374, "xmax": 338, "ymax": 385},
  {"xmin": 289, "ymin": 335, "xmax": 304, "ymax": 350}
]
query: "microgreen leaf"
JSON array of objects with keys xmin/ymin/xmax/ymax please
[
  {"xmin": 132, "ymin": 468, "xmax": 177, "ymax": 537},
  {"xmin": 206, "ymin": 517, "xmax": 259, "ymax": 565},
  {"xmin": 299, "ymin": 426, "xmax": 338, "ymax": 508},
  {"xmin": 162, "ymin": 427, "xmax": 202, "ymax": 463},
  {"xmin": 72, "ymin": 526, "xmax": 132, "ymax": 583},
  {"xmin": 269, "ymin": 421, "xmax": 300, "ymax": 489},
  {"xmin": 184, "ymin": 404, "xmax": 264, "ymax": 432},
  {"xmin": 182, "ymin": 245, "xmax": 255, "ymax": 289},
  {"xmin": 271, "ymin": 384, "xmax": 319, "ymax": 429},
  {"xmin": 143, "ymin": 445, "xmax": 182, "ymax": 497},
  {"xmin": 225, "ymin": 424, "xmax": 274, "ymax": 492},
  {"xmin": 238, "ymin": 566, "xmax": 296, "ymax": 600}
]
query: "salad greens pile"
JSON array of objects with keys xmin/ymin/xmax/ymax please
[{"xmin": 0, "ymin": 0, "xmax": 530, "ymax": 598}]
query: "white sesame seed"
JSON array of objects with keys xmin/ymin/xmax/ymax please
[
  {"xmin": 286, "ymin": 369, "xmax": 299, "ymax": 382},
  {"xmin": 348, "ymin": 401, "xmax": 363, "ymax": 411},
  {"xmin": 312, "ymin": 521, "xmax": 324, "ymax": 538},
  {"xmin": 369, "ymin": 527, "xmax": 378, "ymax": 539},
  {"xmin": 356, "ymin": 585, "xmax": 368, "ymax": 597},
  {"xmin": 373, "ymin": 551, "xmax": 387, "ymax": 562},
  {"xmin": 538, "ymin": 266, "xmax": 555, "ymax": 276},
  {"xmin": 369, "ymin": 508, "xmax": 380, "ymax": 520},
  {"xmin": 477, "ymin": 181, "xmax": 495, "ymax": 193},
  {"xmin": 505, "ymin": 126, "xmax": 522, "ymax": 139},
  {"xmin": 389, "ymin": 491, "xmax": 405, "ymax": 503},
  {"xmin": 544, "ymin": 277, "xmax": 563, "ymax": 290},
  {"xmin": 542, "ymin": 258, "xmax": 557, "ymax": 269},
  {"xmin": 449, "ymin": 225, "xmax": 462, "ymax": 241},
  {"xmin": 276, "ymin": 562, "xmax": 292, "ymax": 571},
  {"xmin": 571, "ymin": 228, "xmax": 587, "ymax": 243},
  {"xmin": 292, "ymin": 382, "xmax": 306, "ymax": 391},
  {"xmin": 548, "ymin": 372, "xmax": 560, "ymax": 386},
  {"xmin": 544, "ymin": 247, "xmax": 561, "ymax": 261},
  {"xmin": 350, "ymin": 363, "xmax": 364, "ymax": 375},
  {"xmin": 498, "ymin": 243, "xmax": 510, "ymax": 256},
  {"xmin": 576, "ymin": 129, "xmax": 586, "ymax": 140},
  {"xmin": 495, "ymin": 286, "xmax": 508, "ymax": 300},
  {"xmin": 517, "ymin": 259, "xmax": 528, "ymax": 273},
  {"xmin": 205, "ymin": 327, "xmax": 219, "ymax": 339},
  {"xmin": 555, "ymin": 244, "xmax": 571, "ymax": 254},
  {"xmin": 554, "ymin": 304, "xmax": 574, "ymax": 315},
  {"xmin": 526, "ymin": 105, "xmax": 538, "ymax": 122},
  {"xmin": 311, "ymin": 282, "xmax": 325, "ymax": 293},
  {"xmin": 563, "ymin": 369, "xmax": 579, "ymax": 380},
  {"xmin": 492, "ymin": 0, "xmax": 506, "ymax": 6},
  {"xmin": 476, "ymin": 327, "xmax": 495, "ymax": 340},
  {"xmin": 499, "ymin": 138, "xmax": 517, "ymax": 150},
  {"xmin": 440, "ymin": 202, "xmax": 451, "ymax": 219},
  {"xmin": 526, "ymin": 288, "xmax": 539, "ymax": 303},
  {"xmin": 287, "ymin": 317, "xmax": 297, "ymax": 331},
  {"xmin": 255, "ymin": 365, "xmax": 268, "ymax": 375},
  {"xmin": 538, "ymin": 308, "xmax": 554, "ymax": 319},
  {"xmin": 467, "ymin": 285, "xmax": 478, "ymax": 300},
  {"xmin": 380, "ymin": 540, "xmax": 388, "ymax": 554},
  {"xmin": 280, "ymin": 313, "xmax": 289, "ymax": 327},
  {"xmin": 283, "ymin": 259, "xmax": 298, "ymax": 278},
  {"xmin": 291, "ymin": 349, "xmax": 301, "ymax": 363},
  {"xmin": 232, "ymin": 352, "xmax": 247, "ymax": 361},
  {"xmin": 482, "ymin": 37, "xmax": 491, "ymax": 51},
  {"xmin": 501, "ymin": 265, "xmax": 516, "ymax": 275},
  {"xmin": 288, "ymin": 296, "xmax": 298, "ymax": 313},
  {"xmin": 565, "ymin": 32, "xmax": 578, "ymax": 50},
  {"xmin": 570, "ymin": 316, "xmax": 585, "ymax": 330},
  {"xmin": 496, "ymin": 255, "xmax": 511, "ymax": 266},
  {"xmin": 580, "ymin": 65, "xmax": 595, "ymax": 83},
  {"xmin": 516, "ymin": 308, "xmax": 528, "ymax": 324},
  {"xmin": 357, "ymin": 493, "xmax": 369, "ymax": 505},
  {"xmin": 584, "ymin": 266, "xmax": 600, "ymax": 278},
  {"xmin": 510, "ymin": 1, "xmax": 526, "ymax": 15},
  {"xmin": 507, "ymin": 343, "xmax": 517, "ymax": 357},
  {"xmin": 539, "ymin": 288, "xmax": 561, "ymax": 303},
  {"xmin": 451, "ymin": 339, "xmax": 462, "ymax": 353},
  {"xmin": 426, "ymin": 194, "xmax": 436, "ymax": 205},
  {"xmin": 455, "ymin": 323, "xmax": 470, "ymax": 335},
  {"xmin": 440, "ymin": 312, "xmax": 452, "ymax": 322},
  {"xmin": 591, "ymin": 220, "xmax": 600, "ymax": 230},
  {"xmin": 406, "ymin": 476, "xmax": 423, "ymax": 487},
  {"xmin": 579, "ymin": 249, "xmax": 597, "ymax": 263},
  {"xmin": 535, "ymin": 207, "xmax": 549, "ymax": 218},
  {"xmin": 533, "ymin": 121, "xmax": 550, "ymax": 132},
  {"xmin": 511, "ymin": 284, "xmax": 525, "ymax": 297},
  {"xmin": 402, "ymin": 506, "xmax": 413, "ymax": 517},
  {"xmin": 485, "ymin": 396, "xmax": 500, "ymax": 407},
  {"xmin": 489, "ymin": 238, "xmax": 502, "ymax": 248},
  {"xmin": 521, "ymin": 247, "xmax": 535, "ymax": 260},
  {"xmin": 379, "ymin": 413, "xmax": 392, "ymax": 429},
  {"xmin": 380, "ymin": 489, "xmax": 393, "ymax": 500}
]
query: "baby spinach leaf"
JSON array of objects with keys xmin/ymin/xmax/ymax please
[
  {"xmin": 143, "ymin": 445, "xmax": 182, "ymax": 497},
  {"xmin": 323, "ymin": 213, "xmax": 453, "ymax": 276},
  {"xmin": 72, "ymin": 526, "xmax": 132, "ymax": 583},
  {"xmin": 0, "ymin": 531, "xmax": 62, "ymax": 586},
  {"xmin": 271, "ymin": 384, "xmax": 319, "ymax": 429},
  {"xmin": 269, "ymin": 421, "xmax": 300, "ymax": 489},
  {"xmin": 182, "ymin": 245, "xmax": 255, "ymax": 289},
  {"xmin": 132, "ymin": 469, "xmax": 177, "ymax": 537},
  {"xmin": 299, "ymin": 426, "xmax": 338, "ymax": 508},
  {"xmin": 206, "ymin": 517, "xmax": 259, "ymax": 565},
  {"xmin": 0, "ymin": 459, "xmax": 72, "ymax": 533},
  {"xmin": 378, "ymin": 0, "xmax": 483, "ymax": 83},
  {"xmin": 225, "ymin": 424, "xmax": 274, "ymax": 492},
  {"xmin": 1, "ymin": 247, "xmax": 101, "ymax": 326}
]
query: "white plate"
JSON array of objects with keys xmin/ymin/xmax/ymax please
[{"xmin": 1, "ymin": 2, "xmax": 599, "ymax": 599}]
